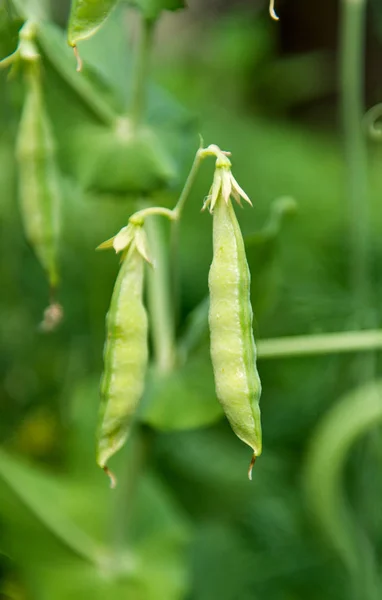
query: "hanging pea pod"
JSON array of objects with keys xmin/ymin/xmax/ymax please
[
  {"xmin": 97, "ymin": 224, "xmax": 150, "ymax": 485},
  {"xmin": 15, "ymin": 63, "xmax": 62, "ymax": 330},
  {"xmin": 205, "ymin": 157, "xmax": 262, "ymax": 479},
  {"xmin": 67, "ymin": 0, "xmax": 119, "ymax": 70},
  {"xmin": 1, "ymin": 21, "xmax": 63, "ymax": 329}
]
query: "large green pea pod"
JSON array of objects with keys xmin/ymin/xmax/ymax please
[
  {"xmin": 97, "ymin": 239, "xmax": 149, "ymax": 483},
  {"xmin": 16, "ymin": 62, "xmax": 61, "ymax": 293},
  {"xmin": 67, "ymin": 0, "xmax": 119, "ymax": 48},
  {"xmin": 208, "ymin": 194, "xmax": 262, "ymax": 478}
]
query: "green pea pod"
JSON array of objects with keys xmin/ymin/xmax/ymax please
[
  {"xmin": 97, "ymin": 240, "xmax": 149, "ymax": 482},
  {"xmin": 16, "ymin": 63, "xmax": 61, "ymax": 291},
  {"xmin": 67, "ymin": 0, "xmax": 119, "ymax": 47},
  {"xmin": 208, "ymin": 195, "xmax": 262, "ymax": 478}
]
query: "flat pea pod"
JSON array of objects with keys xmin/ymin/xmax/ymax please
[
  {"xmin": 16, "ymin": 63, "xmax": 61, "ymax": 291},
  {"xmin": 97, "ymin": 241, "xmax": 148, "ymax": 482},
  {"xmin": 208, "ymin": 195, "xmax": 262, "ymax": 478},
  {"xmin": 67, "ymin": 0, "xmax": 118, "ymax": 47}
]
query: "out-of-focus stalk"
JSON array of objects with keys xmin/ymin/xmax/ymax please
[
  {"xmin": 339, "ymin": 4, "xmax": 380, "ymax": 598},
  {"xmin": 340, "ymin": 0, "xmax": 375, "ymax": 382}
]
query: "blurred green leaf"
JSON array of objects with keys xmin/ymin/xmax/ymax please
[
  {"xmin": 10, "ymin": 0, "xmax": 49, "ymax": 20},
  {"xmin": 37, "ymin": 20, "xmax": 118, "ymax": 126},
  {"xmin": 0, "ymin": 448, "xmax": 107, "ymax": 564},
  {"xmin": 246, "ymin": 196, "xmax": 297, "ymax": 319},
  {"xmin": 0, "ymin": 447, "xmax": 189, "ymax": 599},
  {"xmin": 36, "ymin": 19, "xmax": 192, "ymax": 195},
  {"xmin": 140, "ymin": 347, "xmax": 223, "ymax": 431},
  {"xmin": 72, "ymin": 120, "xmax": 176, "ymax": 194}
]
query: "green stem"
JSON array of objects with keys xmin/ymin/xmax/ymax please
[
  {"xmin": 340, "ymin": 6, "xmax": 380, "ymax": 596},
  {"xmin": 340, "ymin": 0, "xmax": 375, "ymax": 380},
  {"xmin": 130, "ymin": 15, "xmax": 156, "ymax": 128},
  {"xmin": 170, "ymin": 145, "xmax": 207, "ymax": 323},
  {"xmin": 130, "ymin": 145, "xmax": 229, "ymax": 367},
  {"xmin": 145, "ymin": 213, "xmax": 176, "ymax": 373},
  {"xmin": 257, "ymin": 329, "xmax": 382, "ymax": 360},
  {"xmin": 172, "ymin": 144, "xmax": 228, "ymax": 218},
  {"xmin": 130, "ymin": 206, "xmax": 176, "ymax": 225}
]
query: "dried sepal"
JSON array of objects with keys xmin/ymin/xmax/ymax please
[
  {"xmin": 113, "ymin": 225, "xmax": 134, "ymax": 253},
  {"xmin": 97, "ymin": 224, "xmax": 134, "ymax": 253},
  {"xmin": 230, "ymin": 174, "xmax": 252, "ymax": 207},
  {"xmin": 97, "ymin": 223, "xmax": 152, "ymax": 265},
  {"xmin": 202, "ymin": 168, "xmax": 222, "ymax": 212},
  {"xmin": 135, "ymin": 227, "xmax": 152, "ymax": 265},
  {"xmin": 203, "ymin": 166, "xmax": 252, "ymax": 213},
  {"xmin": 96, "ymin": 237, "xmax": 116, "ymax": 251}
]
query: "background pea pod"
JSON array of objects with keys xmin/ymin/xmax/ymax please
[
  {"xmin": 16, "ymin": 61, "xmax": 61, "ymax": 293},
  {"xmin": 208, "ymin": 195, "xmax": 262, "ymax": 476},
  {"xmin": 97, "ymin": 239, "xmax": 149, "ymax": 478},
  {"xmin": 67, "ymin": 0, "xmax": 119, "ymax": 48}
]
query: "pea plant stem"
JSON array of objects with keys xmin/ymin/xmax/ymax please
[
  {"xmin": 130, "ymin": 206, "xmax": 176, "ymax": 224},
  {"xmin": 172, "ymin": 146, "xmax": 205, "ymax": 218},
  {"xmin": 145, "ymin": 213, "xmax": 176, "ymax": 373},
  {"xmin": 340, "ymin": 0, "xmax": 375, "ymax": 382},
  {"xmin": 170, "ymin": 145, "xmax": 206, "ymax": 323},
  {"xmin": 339, "ymin": 6, "xmax": 380, "ymax": 596},
  {"xmin": 131, "ymin": 145, "xmax": 232, "ymax": 370},
  {"xmin": 257, "ymin": 329, "xmax": 382, "ymax": 360},
  {"xmin": 130, "ymin": 14, "xmax": 156, "ymax": 128}
]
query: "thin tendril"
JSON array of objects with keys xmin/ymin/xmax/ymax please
[
  {"xmin": 269, "ymin": 0, "xmax": 279, "ymax": 21},
  {"xmin": 73, "ymin": 46, "xmax": 83, "ymax": 72},
  {"xmin": 248, "ymin": 453, "xmax": 257, "ymax": 480},
  {"xmin": 103, "ymin": 465, "xmax": 117, "ymax": 489}
]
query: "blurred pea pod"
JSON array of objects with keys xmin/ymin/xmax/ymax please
[
  {"xmin": 16, "ymin": 62, "xmax": 61, "ymax": 295},
  {"xmin": 1, "ymin": 22, "xmax": 65, "ymax": 329},
  {"xmin": 97, "ymin": 224, "xmax": 150, "ymax": 485}
]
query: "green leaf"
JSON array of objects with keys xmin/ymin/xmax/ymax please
[
  {"xmin": 139, "ymin": 347, "xmax": 223, "ymax": 431},
  {"xmin": 245, "ymin": 196, "xmax": 297, "ymax": 319},
  {"xmin": 0, "ymin": 448, "xmax": 189, "ymax": 599},
  {"xmin": 0, "ymin": 448, "xmax": 107, "ymax": 566},
  {"xmin": 35, "ymin": 19, "xmax": 191, "ymax": 195},
  {"xmin": 37, "ymin": 20, "xmax": 118, "ymax": 126},
  {"xmin": 72, "ymin": 119, "xmax": 176, "ymax": 194}
]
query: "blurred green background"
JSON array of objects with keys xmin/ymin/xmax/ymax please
[{"xmin": 1, "ymin": 0, "xmax": 382, "ymax": 598}]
